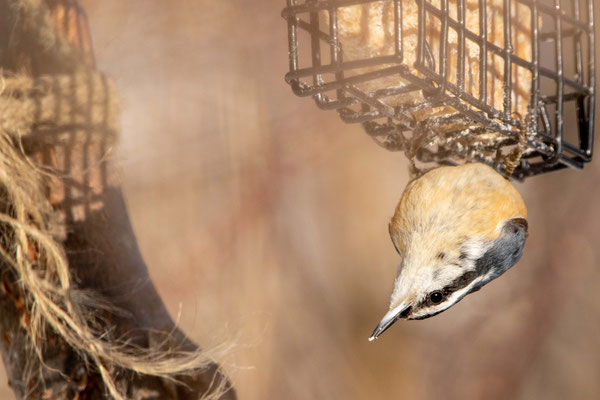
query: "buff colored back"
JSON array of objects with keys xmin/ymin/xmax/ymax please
[{"xmin": 390, "ymin": 163, "xmax": 527, "ymax": 258}]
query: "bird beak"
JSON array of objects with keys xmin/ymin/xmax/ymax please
[{"xmin": 368, "ymin": 303, "xmax": 411, "ymax": 341}]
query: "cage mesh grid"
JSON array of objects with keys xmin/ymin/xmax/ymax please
[{"xmin": 282, "ymin": 0, "xmax": 596, "ymax": 180}]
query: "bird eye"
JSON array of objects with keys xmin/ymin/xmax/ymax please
[{"xmin": 429, "ymin": 291, "xmax": 444, "ymax": 304}]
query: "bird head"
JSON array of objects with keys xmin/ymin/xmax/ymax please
[{"xmin": 369, "ymin": 163, "xmax": 528, "ymax": 341}]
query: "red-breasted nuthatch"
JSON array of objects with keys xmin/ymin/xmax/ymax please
[{"xmin": 369, "ymin": 163, "xmax": 528, "ymax": 340}]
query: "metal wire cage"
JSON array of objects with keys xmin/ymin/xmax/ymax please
[{"xmin": 281, "ymin": 0, "xmax": 596, "ymax": 180}]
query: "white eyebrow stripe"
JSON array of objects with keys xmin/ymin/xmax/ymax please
[{"xmin": 461, "ymin": 237, "xmax": 491, "ymax": 260}]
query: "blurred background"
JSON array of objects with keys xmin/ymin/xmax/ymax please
[{"xmin": 2, "ymin": 1, "xmax": 600, "ymax": 399}]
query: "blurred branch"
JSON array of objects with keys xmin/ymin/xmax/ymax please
[{"xmin": 0, "ymin": 0, "xmax": 235, "ymax": 398}]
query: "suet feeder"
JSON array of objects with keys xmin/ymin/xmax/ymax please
[{"xmin": 281, "ymin": 0, "xmax": 596, "ymax": 180}]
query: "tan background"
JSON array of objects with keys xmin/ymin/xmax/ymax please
[{"xmin": 2, "ymin": 1, "xmax": 600, "ymax": 399}]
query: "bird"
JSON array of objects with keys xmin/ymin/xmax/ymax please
[{"xmin": 369, "ymin": 162, "xmax": 528, "ymax": 341}]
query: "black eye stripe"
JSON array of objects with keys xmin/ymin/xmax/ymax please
[
  {"xmin": 443, "ymin": 270, "xmax": 478, "ymax": 293},
  {"xmin": 400, "ymin": 306, "xmax": 412, "ymax": 318},
  {"xmin": 414, "ymin": 270, "xmax": 479, "ymax": 310}
]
